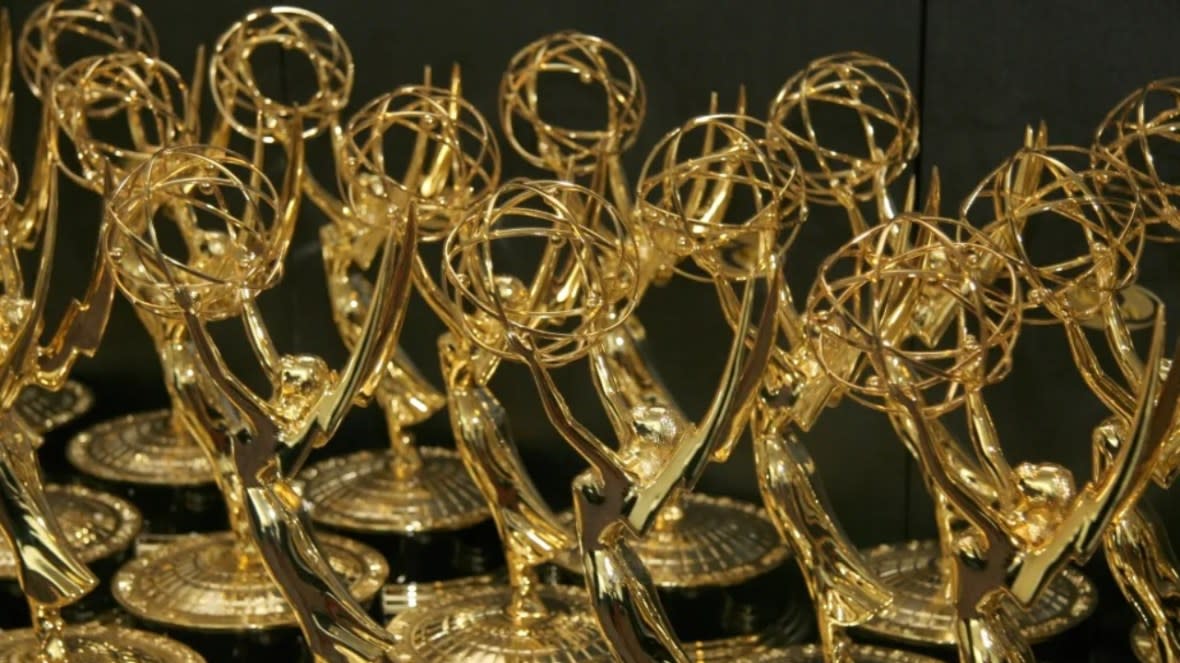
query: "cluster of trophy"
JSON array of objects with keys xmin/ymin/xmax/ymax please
[{"xmin": 3, "ymin": 1, "xmax": 1180, "ymax": 662}]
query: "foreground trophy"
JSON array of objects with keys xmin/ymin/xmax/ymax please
[
  {"xmin": 299, "ymin": 66, "xmax": 493, "ymax": 563},
  {"xmin": 807, "ymin": 212, "xmax": 1180, "ymax": 662},
  {"xmin": 0, "ymin": 80, "xmax": 202, "ymax": 662},
  {"xmin": 501, "ymin": 33, "xmax": 794, "ymax": 625},
  {"xmin": 105, "ymin": 143, "xmax": 392, "ymax": 658}
]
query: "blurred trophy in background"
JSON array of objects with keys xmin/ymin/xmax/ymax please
[
  {"xmin": 104, "ymin": 142, "xmax": 390, "ymax": 658},
  {"xmin": 500, "ymin": 33, "xmax": 796, "ymax": 635},
  {"xmin": 299, "ymin": 66, "xmax": 496, "ymax": 584},
  {"xmin": 0, "ymin": 58, "xmax": 202, "ymax": 660},
  {"xmin": 9, "ymin": 0, "xmax": 161, "ymax": 438},
  {"xmin": 807, "ymin": 212, "xmax": 1178, "ymax": 662}
]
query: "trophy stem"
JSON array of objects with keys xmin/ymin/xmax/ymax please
[
  {"xmin": 29, "ymin": 602, "xmax": 65, "ymax": 662},
  {"xmin": 652, "ymin": 490, "xmax": 685, "ymax": 533},
  {"xmin": 505, "ymin": 557, "xmax": 549, "ymax": 626},
  {"xmin": 381, "ymin": 399, "xmax": 423, "ymax": 479}
]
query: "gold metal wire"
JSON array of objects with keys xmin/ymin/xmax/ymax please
[
  {"xmin": 500, "ymin": 31, "xmax": 644, "ymax": 174},
  {"xmin": 209, "ymin": 6, "xmax": 353, "ymax": 140},
  {"xmin": 48, "ymin": 51, "xmax": 197, "ymax": 190},
  {"xmin": 770, "ymin": 52, "xmax": 918, "ymax": 205},
  {"xmin": 103, "ymin": 145, "xmax": 281, "ymax": 321},
  {"xmin": 443, "ymin": 179, "xmax": 641, "ymax": 367},
  {"xmin": 0, "ymin": 147, "xmax": 15, "ymax": 224},
  {"xmin": 960, "ymin": 144, "xmax": 1144, "ymax": 324},
  {"xmin": 1095, "ymin": 78, "xmax": 1180, "ymax": 240},
  {"xmin": 340, "ymin": 82, "xmax": 501, "ymax": 242},
  {"xmin": 17, "ymin": 0, "xmax": 157, "ymax": 100},
  {"xmin": 805, "ymin": 214, "xmax": 1023, "ymax": 417},
  {"xmin": 635, "ymin": 113, "xmax": 807, "ymax": 283}
]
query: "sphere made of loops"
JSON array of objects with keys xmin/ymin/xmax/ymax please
[
  {"xmin": 18, "ymin": 0, "xmax": 158, "ymax": 100},
  {"xmin": 104, "ymin": 145, "xmax": 281, "ymax": 321},
  {"xmin": 49, "ymin": 51, "xmax": 196, "ymax": 190},
  {"xmin": 341, "ymin": 85, "xmax": 501, "ymax": 243},
  {"xmin": 636, "ymin": 113, "xmax": 806, "ymax": 282},
  {"xmin": 443, "ymin": 179, "xmax": 641, "ymax": 367},
  {"xmin": 500, "ymin": 31, "xmax": 645, "ymax": 174},
  {"xmin": 770, "ymin": 52, "xmax": 918, "ymax": 204},
  {"xmin": 210, "ymin": 6, "xmax": 353, "ymax": 141},
  {"xmin": 1094, "ymin": 78, "xmax": 1180, "ymax": 240},
  {"xmin": 805, "ymin": 215, "xmax": 1022, "ymax": 417},
  {"xmin": 961, "ymin": 144, "xmax": 1144, "ymax": 324}
]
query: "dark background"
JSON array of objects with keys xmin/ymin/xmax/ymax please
[{"xmin": 6, "ymin": 0, "xmax": 1180, "ymax": 660}]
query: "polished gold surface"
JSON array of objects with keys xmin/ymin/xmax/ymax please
[
  {"xmin": 0, "ymin": 625, "xmax": 203, "ymax": 663},
  {"xmin": 389, "ymin": 583, "xmax": 613, "ymax": 662},
  {"xmin": 858, "ymin": 540, "xmax": 1096, "ymax": 647},
  {"xmin": 112, "ymin": 531, "xmax": 388, "ymax": 631},
  {"xmin": 299, "ymin": 446, "xmax": 487, "ymax": 534},
  {"xmin": 744, "ymin": 644, "xmax": 942, "ymax": 663},
  {"xmin": 554, "ymin": 493, "xmax": 789, "ymax": 589},
  {"xmin": 15, "ymin": 380, "xmax": 92, "ymax": 434},
  {"xmin": 0, "ymin": 484, "xmax": 139, "ymax": 579},
  {"xmin": 66, "ymin": 411, "xmax": 211, "ymax": 487}
]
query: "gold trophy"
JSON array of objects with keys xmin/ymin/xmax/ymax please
[
  {"xmin": 500, "ymin": 32, "xmax": 793, "ymax": 613},
  {"xmin": 298, "ymin": 67, "xmax": 493, "ymax": 554},
  {"xmin": 7, "ymin": 0, "xmax": 158, "ymax": 436},
  {"xmin": 104, "ymin": 141, "xmax": 390, "ymax": 655},
  {"xmin": 806, "ymin": 210, "xmax": 1178, "ymax": 662},
  {"xmin": 0, "ymin": 50, "xmax": 202, "ymax": 660}
]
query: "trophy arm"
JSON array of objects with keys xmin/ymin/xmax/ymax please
[
  {"xmin": 261, "ymin": 118, "xmax": 307, "ymax": 273},
  {"xmin": 588, "ymin": 316, "xmax": 687, "ymax": 445},
  {"xmin": 1101, "ymin": 285, "xmax": 1160, "ymax": 388},
  {"xmin": 0, "ymin": 9, "xmax": 10, "ymax": 150},
  {"xmin": 573, "ymin": 481, "xmax": 686, "ymax": 663},
  {"xmin": 1105, "ymin": 502, "xmax": 1180, "ymax": 661},
  {"xmin": 241, "ymin": 477, "xmax": 397, "ymax": 661},
  {"xmin": 0, "ymin": 414, "xmax": 97, "ymax": 606},
  {"xmin": 1010, "ymin": 315, "xmax": 1180, "ymax": 603},
  {"xmin": 1063, "ymin": 316, "xmax": 1136, "ymax": 418},
  {"xmin": 304, "ymin": 129, "xmax": 352, "ymax": 226},
  {"xmin": 753, "ymin": 422, "xmax": 891, "ymax": 627}
]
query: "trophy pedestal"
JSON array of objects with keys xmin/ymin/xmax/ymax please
[
  {"xmin": 111, "ymin": 531, "xmax": 387, "ymax": 656},
  {"xmin": 300, "ymin": 446, "xmax": 489, "ymax": 534},
  {"xmin": 14, "ymin": 380, "xmax": 93, "ymax": 434},
  {"xmin": 66, "ymin": 411, "xmax": 222, "ymax": 533},
  {"xmin": 300, "ymin": 446, "xmax": 503, "ymax": 588},
  {"xmin": 742, "ymin": 643, "xmax": 943, "ymax": 662},
  {"xmin": 1131, "ymin": 622, "xmax": 1161, "ymax": 663},
  {"xmin": 0, "ymin": 624, "xmax": 204, "ymax": 663},
  {"xmin": 388, "ymin": 583, "xmax": 613, "ymax": 661},
  {"xmin": 0, "ymin": 485, "xmax": 140, "ymax": 629},
  {"xmin": 856, "ymin": 540, "xmax": 1097, "ymax": 647}
]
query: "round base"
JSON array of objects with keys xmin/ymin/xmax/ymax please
[
  {"xmin": 112, "ymin": 531, "xmax": 388, "ymax": 632},
  {"xmin": 1131, "ymin": 622, "xmax": 1161, "ymax": 663},
  {"xmin": 555, "ymin": 493, "xmax": 789, "ymax": 589},
  {"xmin": 742, "ymin": 644, "xmax": 942, "ymax": 662},
  {"xmin": 14, "ymin": 380, "xmax": 93, "ymax": 434},
  {"xmin": 857, "ymin": 540, "xmax": 1097, "ymax": 647},
  {"xmin": 388, "ymin": 583, "xmax": 613, "ymax": 661},
  {"xmin": 67, "ymin": 411, "xmax": 213, "ymax": 487},
  {"xmin": 0, "ymin": 484, "xmax": 140, "ymax": 579},
  {"xmin": 0, "ymin": 624, "xmax": 203, "ymax": 662},
  {"xmin": 299, "ymin": 447, "xmax": 488, "ymax": 534}
]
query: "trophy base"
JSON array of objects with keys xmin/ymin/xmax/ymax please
[
  {"xmin": 857, "ymin": 540, "xmax": 1097, "ymax": 647},
  {"xmin": 1130, "ymin": 622, "xmax": 1161, "ymax": 663},
  {"xmin": 299, "ymin": 446, "xmax": 489, "ymax": 534},
  {"xmin": 388, "ymin": 583, "xmax": 613, "ymax": 661},
  {"xmin": 0, "ymin": 624, "xmax": 204, "ymax": 663},
  {"xmin": 67, "ymin": 410, "xmax": 213, "ymax": 487},
  {"xmin": 67, "ymin": 411, "xmax": 222, "ymax": 533},
  {"xmin": 739, "ymin": 644, "xmax": 942, "ymax": 662},
  {"xmin": 0, "ymin": 484, "xmax": 141, "ymax": 628},
  {"xmin": 14, "ymin": 380, "xmax": 93, "ymax": 434},
  {"xmin": 555, "ymin": 492, "xmax": 790, "ymax": 589},
  {"xmin": 111, "ymin": 530, "xmax": 388, "ymax": 632}
]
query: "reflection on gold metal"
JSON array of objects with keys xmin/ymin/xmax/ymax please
[
  {"xmin": 0, "ymin": 8, "xmax": 199, "ymax": 660},
  {"xmin": 102, "ymin": 142, "xmax": 403, "ymax": 661},
  {"xmin": 15, "ymin": 380, "xmax": 92, "ymax": 434},
  {"xmin": 1093, "ymin": 79, "xmax": 1180, "ymax": 663},
  {"xmin": 300, "ymin": 66, "xmax": 495, "ymax": 536},
  {"xmin": 806, "ymin": 211, "xmax": 1180, "ymax": 663}
]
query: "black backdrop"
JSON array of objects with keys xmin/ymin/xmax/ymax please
[{"xmin": 5, "ymin": 0, "xmax": 1180, "ymax": 657}]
